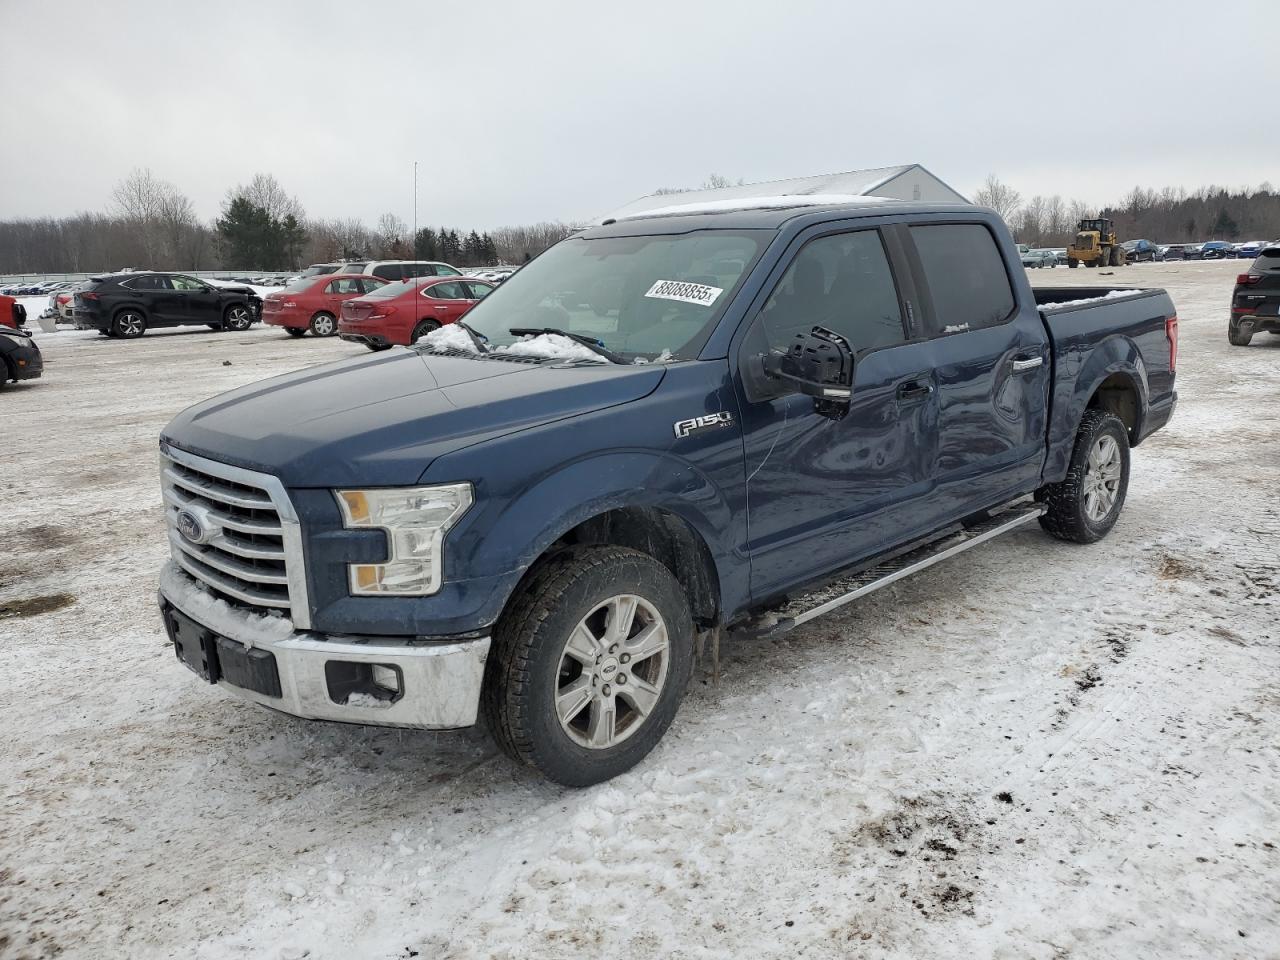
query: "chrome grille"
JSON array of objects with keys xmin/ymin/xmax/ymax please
[{"xmin": 159, "ymin": 444, "xmax": 311, "ymax": 628}]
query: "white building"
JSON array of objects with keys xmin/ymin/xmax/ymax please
[{"xmin": 599, "ymin": 164, "xmax": 968, "ymax": 224}]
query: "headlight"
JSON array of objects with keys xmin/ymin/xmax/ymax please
[{"xmin": 336, "ymin": 484, "xmax": 473, "ymax": 596}]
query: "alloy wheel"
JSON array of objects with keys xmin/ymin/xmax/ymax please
[
  {"xmin": 554, "ymin": 594, "xmax": 670, "ymax": 749},
  {"xmin": 1083, "ymin": 434, "xmax": 1122, "ymax": 521}
]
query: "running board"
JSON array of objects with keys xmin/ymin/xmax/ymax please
[{"xmin": 745, "ymin": 503, "xmax": 1046, "ymax": 638}]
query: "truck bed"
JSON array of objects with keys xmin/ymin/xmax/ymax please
[{"xmin": 1033, "ymin": 284, "xmax": 1178, "ymax": 480}]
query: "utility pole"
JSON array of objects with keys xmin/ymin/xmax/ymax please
[{"xmin": 413, "ymin": 160, "xmax": 418, "ymax": 256}]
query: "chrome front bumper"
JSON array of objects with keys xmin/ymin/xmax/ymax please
[{"xmin": 158, "ymin": 563, "xmax": 489, "ymax": 729}]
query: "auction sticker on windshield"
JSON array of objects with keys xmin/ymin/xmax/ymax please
[{"xmin": 644, "ymin": 279, "xmax": 723, "ymax": 307}]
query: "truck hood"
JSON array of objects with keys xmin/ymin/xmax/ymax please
[{"xmin": 162, "ymin": 350, "xmax": 665, "ymax": 487}]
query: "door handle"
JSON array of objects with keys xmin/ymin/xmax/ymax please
[
  {"xmin": 897, "ymin": 380, "xmax": 934, "ymax": 401},
  {"xmin": 435, "ymin": 306, "xmax": 448, "ymax": 311},
  {"xmin": 1012, "ymin": 355, "xmax": 1044, "ymax": 373}
]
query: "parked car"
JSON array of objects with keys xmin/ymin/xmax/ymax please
[
  {"xmin": 298, "ymin": 262, "xmax": 366, "ymax": 280},
  {"xmin": 1161, "ymin": 244, "xmax": 1190, "ymax": 261},
  {"xmin": 1018, "ymin": 244, "xmax": 1056, "ymax": 269},
  {"xmin": 155, "ymin": 197, "xmax": 1179, "ymax": 787},
  {"xmin": 1199, "ymin": 241, "xmax": 1234, "ymax": 260},
  {"xmin": 1122, "ymin": 239, "xmax": 1161, "ymax": 263},
  {"xmin": 0, "ymin": 320, "xmax": 43, "ymax": 388},
  {"xmin": 261, "ymin": 274, "xmax": 389, "ymax": 337},
  {"xmin": 74, "ymin": 273, "xmax": 261, "ymax": 338},
  {"xmin": 1228, "ymin": 245, "xmax": 1280, "ymax": 346},
  {"xmin": 1232, "ymin": 240, "xmax": 1267, "ymax": 259},
  {"xmin": 337, "ymin": 277, "xmax": 494, "ymax": 349}
]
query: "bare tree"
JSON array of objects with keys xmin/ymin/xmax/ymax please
[
  {"xmin": 1045, "ymin": 195, "xmax": 1067, "ymax": 241},
  {"xmin": 375, "ymin": 212, "xmax": 408, "ymax": 258},
  {"xmin": 233, "ymin": 173, "xmax": 305, "ymax": 223},
  {"xmin": 972, "ymin": 174, "xmax": 1022, "ymax": 225}
]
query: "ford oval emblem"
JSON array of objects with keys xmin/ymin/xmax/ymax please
[{"xmin": 176, "ymin": 508, "xmax": 207, "ymax": 545}]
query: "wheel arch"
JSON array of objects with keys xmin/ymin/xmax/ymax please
[{"xmin": 1044, "ymin": 339, "xmax": 1149, "ymax": 482}]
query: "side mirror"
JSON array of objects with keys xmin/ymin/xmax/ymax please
[{"xmin": 759, "ymin": 326, "xmax": 854, "ymax": 421}]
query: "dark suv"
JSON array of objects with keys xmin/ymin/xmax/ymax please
[
  {"xmin": 75, "ymin": 273, "xmax": 261, "ymax": 338},
  {"xmin": 1229, "ymin": 246, "xmax": 1280, "ymax": 346}
]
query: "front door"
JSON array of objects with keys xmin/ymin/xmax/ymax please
[
  {"xmin": 734, "ymin": 226, "xmax": 942, "ymax": 602},
  {"xmin": 904, "ymin": 222, "xmax": 1051, "ymax": 518},
  {"xmin": 423, "ymin": 281, "xmax": 471, "ymax": 325},
  {"xmin": 169, "ymin": 275, "xmax": 219, "ymax": 324}
]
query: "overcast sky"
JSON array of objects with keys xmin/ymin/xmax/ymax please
[{"xmin": 4, "ymin": 0, "xmax": 1278, "ymax": 229}]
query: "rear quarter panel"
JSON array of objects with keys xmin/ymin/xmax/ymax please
[{"xmin": 1038, "ymin": 288, "xmax": 1176, "ymax": 481}]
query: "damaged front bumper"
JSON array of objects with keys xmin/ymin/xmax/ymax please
[{"xmin": 158, "ymin": 563, "xmax": 490, "ymax": 729}]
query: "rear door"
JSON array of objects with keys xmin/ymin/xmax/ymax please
[
  {"xmin": 423, "ymin": 281, "xmax": 470, "ymax": 324},
  {"xmin": 902, "ymin": 220, "xmax": 1051, "ymax": 519},
  {"xmin": 323, "ymin": 277, "xmax": 364, "ymax": 313},
  {"xmin": 125, "ymin": 274, "xmax": 177, "ymax": 323},
  {"xmin": 734, "ymin": 224, "xmax": 943, "ymax": 600}
]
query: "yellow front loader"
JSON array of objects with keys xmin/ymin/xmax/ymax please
[{"xmin": 1067, "ymin": 218, "xmax": 1125, "ymax": 268}]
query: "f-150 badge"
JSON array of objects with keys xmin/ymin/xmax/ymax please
[{"xmin": 674, "ymin": 412, "xmax": 734, "ymax": 439}]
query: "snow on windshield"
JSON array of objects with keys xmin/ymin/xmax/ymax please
[{"xmin": 419, "ymin": 322, "xmax": 609, "ymax": 364}]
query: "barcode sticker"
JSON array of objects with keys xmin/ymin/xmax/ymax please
[{"xmin": 644, "ymin": 279, "xmax": 723, "ymax": 307}]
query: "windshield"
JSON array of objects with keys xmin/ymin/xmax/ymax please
[{"xmin": 454, "ymin": 230, "xmax": 765, "ymax": 361}]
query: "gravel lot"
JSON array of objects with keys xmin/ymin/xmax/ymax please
[{"xmin": 2, "ymin": 259, "xmax": 1277, "ymax": 959}]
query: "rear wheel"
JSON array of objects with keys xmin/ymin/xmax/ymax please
[
  {"xmin": 483, "ymin": 546, "xmax": 695, "ymax": 786},
  {"xmin": 364, "ymin": 343, "xmax": 393, "ymax": 352},
  {"xmin": 223, "ymin": 305, "xmax": 253, "ymax": 331},
  {"xmin": 111, "ymin": 310, "xmax": 146, "ymax": 338},
  {"xmin": 410, "ymin": 319, "xmax": 440, "ymax": 343},
  {"xmin": 1068, "ymin": 258, "xmax": 1078, "ymax": 268},
  {"xmin": 309, "ymin": 312, "xmax": 337, "ymax": 337},
  {"xmin": 1228, "ymin": 319, "xmax": 1253, "ymax": 346},
  {"xmin": 1037, "ymin": 409, "xmax": 1130, "ymax": 544},
  {"xmin": 285, "ymin": 327, "xmax": 306, "ymax": 338}
]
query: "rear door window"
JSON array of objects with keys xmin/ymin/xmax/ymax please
[
  {"xmin": 759, "ymin": 229, "xmax": 906, "ymax": 353},
  {"xmin": 427, "ymin": 282, "xmax": 466, "ymax": 300},
  {"xmin": 326, "ymin": 278, "xmax": 364, "ymax": 294},
  {"xmin": 464, "ymin": 281, "xmax": 494, "ymax": 299},
  {"xmin": 909, "ymin": 223, "xmax": 1016, "ymax": 334},
  {"xmin": 371, "ymin": 264, "xmax": 404, "ymax": 280}
]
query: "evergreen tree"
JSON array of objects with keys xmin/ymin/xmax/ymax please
[
  {"xmin": 414, "ymin": 227, "xmax": 438, "ymax": 260},
  {"xmin": 215, "ymin": 196, "xmax": 274, "ymax": 267}
]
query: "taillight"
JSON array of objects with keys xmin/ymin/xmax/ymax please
[
  {"xmin": 281, "ymin": 300, "xmax": 297, "ymax": 307},
  {"xmin": 1237, "ymin": 274, "xmax": 1262, "ymax": 285},
  {"xmin": 80, "ymin": 291, "xmax": 99, "ymax": 301},
  {"xmin": 1165, "ymin": 316, "xmax": 1178, "ymax": 372}
]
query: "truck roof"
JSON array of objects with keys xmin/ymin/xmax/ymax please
[{"xmin": 585, "ymin": 197, "xmax": 979, "ymax": 237}]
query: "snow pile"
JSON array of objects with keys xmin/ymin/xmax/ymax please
[
  {"xmin": 1041, "ymin": 289, "xmax": 1147, "ymax": 310},
  {"xmin": 497, "ymin": 333, "xmax": 606, "ymax": 364},
  {"xmin": 420, "ymin": 322, "xmax": 477, "ymax": 353},
  {"xmin": 632, "ymin": 349, "xmax": 674, "ymax": 365},
  {"xmin": 159, "ymin": 560, "xmax": 295, "ymax": 648}
]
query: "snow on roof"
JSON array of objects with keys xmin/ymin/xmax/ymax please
[{"xmin": 618, "ymin": 194, "xmax": 898, "ymax": 221}]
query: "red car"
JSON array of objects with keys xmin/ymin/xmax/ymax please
[
  {"xmin": 262, "ymin": 274, "xmax": 389, "ymax": 337},
  {"xmin": 338, "ymin": 277, "xmax": 495, "ymax": 350}
]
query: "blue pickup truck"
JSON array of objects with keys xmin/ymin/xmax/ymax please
[{"xmin": 157, "ymin": 197, "xmax": 1178, "ymax": 785}]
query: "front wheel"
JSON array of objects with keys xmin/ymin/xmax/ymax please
[
  {"xmin": 309, "ymin": 312, "xmax": 337, "ymax": 337},
  {"xmin": 483, "ymin": 546, "xmax": 695, "ymax": 786},
  {"xmin": 364, "ymin": 342, "xmax": 393, "ymax": 352},
  {"xmin": 223, "ymin": 305, "xmax": 253, "ymax": 331},
  {"xmin": 1036, "ymin": 409, "xmax": 1130, "ymax": 544}
]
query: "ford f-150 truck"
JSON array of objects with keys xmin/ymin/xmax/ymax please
[{"xmin": 156, "ymin": 197, "xmax": 1178, "ymax": 786}]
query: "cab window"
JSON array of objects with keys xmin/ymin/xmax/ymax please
[
  {"xmin": 909, "ymin": 223, "xmax": 1016, "ymax": 334},
  {"xmin": 759, "ymin": 230, "xmax": 905, "ymax": 353},
  {"xmin": 326, "ymin": 278, "xmax": 363, "ymax": 294}
]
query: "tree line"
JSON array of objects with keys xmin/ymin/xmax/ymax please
[
  {"xmin": 0, "ymin": 168, "xmax": 575, "ymax": 274},
  {"xmin": 973, "ymin": 174, "xmax": 1280, "ymax": 246}
]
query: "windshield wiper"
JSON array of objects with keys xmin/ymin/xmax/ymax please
[
  {"xmin": 508, "ymin": 327, "xmax": 626, "ymax": 364},
  {"xmin": 455, "ymin": 320, "xmax": 491, "ymax": 354}
]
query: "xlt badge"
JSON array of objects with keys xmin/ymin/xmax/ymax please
[{"xmin": 673, "ymin": 412, "xmax": 734, "ymax": 439}]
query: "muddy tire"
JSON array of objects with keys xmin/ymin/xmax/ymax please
[
  {"xmin": 1228, "ymin": 319, "xmax": 1253, "ymax": 346},
  {"xmin": 483, "ymin": 546, "xmax": 694, "ymax": 787},
  {"xmin": 1037, "ymin": 409, "xmax": 1130, "ymax": 544},
  {"xmin": 1068, "ymin": 258, "xmax": 1078, "ymax": 268}
]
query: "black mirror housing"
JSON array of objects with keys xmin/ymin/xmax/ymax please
[{"xmin": 761, "ymin": 326, "xmax": 854, "ymax": 420}]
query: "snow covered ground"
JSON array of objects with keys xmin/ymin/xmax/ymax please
[{"xmin": 1, "ymin": 259, "xmax": 1277, "ymax": 959}]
